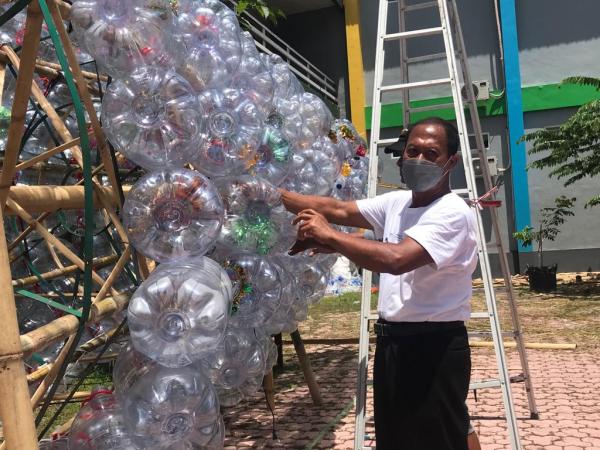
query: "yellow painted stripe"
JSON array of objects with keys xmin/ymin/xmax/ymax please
[{"xmin": 344, "ymin": 0, "xmax": 367, "ymax": 139}]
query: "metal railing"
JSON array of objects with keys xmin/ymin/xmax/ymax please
[{"xmin": 224, "ymin": 0, "xmax": 339, "ymax": 104}]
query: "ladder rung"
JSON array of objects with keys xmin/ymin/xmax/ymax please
[
  {"xmin": 368, "ymin": 313, "xmax": 379, "ymax": 321},
  {"xmin": 470, "ymin": 311, "xmax": 489, "ymax": 319},
  {"xmin": 374, "ymin": 138, "xmax": 399, "ymax": 147},
  {"xmin": 380, "ymin": 77, "xmax": 452, "ymax": 93},
  {"xmin": 470, "ymin": 379, "xmax": 502, "ymax": 390},
  {"xmin": 452, "ymin": 188, "xmax": 470, "ymax": 195},
  {"xmin": 407, "ymin": 52, "xmax": 449, "ymax": 64},
  {"xmin": 402, "ymin": 1, "xmax": 438, "ymax": 12},
  {"xmin": 383, "ymin": 26, "xmax": 443, "ymax": 42},
  {"xmin": 468, "ymin": 331, "xmax": 515, "ymax": 339},
  {"xmin": 409, "ymin": 102, "xmax": 455, "ymax": 114}
]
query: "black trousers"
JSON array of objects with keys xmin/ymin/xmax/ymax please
[{"xmin": 373, "ymin": 323, "xmax": 471, "ymax": 450}]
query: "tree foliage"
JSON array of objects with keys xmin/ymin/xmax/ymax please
[
  {"xmin": 519, "ymin": 77, "xmax": 600, "ymax": 208},
  {"xmin": 513, "ymin": 195, "xmax": 576, "ymax": 267},
  {"xmin": 235, "ymin": 0, "xmax": 285, "ymax": 24}
]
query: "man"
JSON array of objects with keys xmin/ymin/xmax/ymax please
[{"xmin": 281, "ymin": 117, "xmax": 478, "ymax": 450}]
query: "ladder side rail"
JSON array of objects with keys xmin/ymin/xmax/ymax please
[
  {"xmin": 438, "ymin": 1, "xmax": 522, "ymax": 448},
  {"xmin": 448, "ymin": 0, "xmax": 539, "ymax": 418},
  {"xmin": 398, "ymin": 0, "xmax": 411, "ymax": 126},
  {"xmin": 355, "ymin": 1, "xmax": 390, "ymax": 448}
]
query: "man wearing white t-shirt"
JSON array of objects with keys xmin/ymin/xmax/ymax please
[{"xmin": 281, "ymin": 117, "xmax": 478, "ymax": 450}]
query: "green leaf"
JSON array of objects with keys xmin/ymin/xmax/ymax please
[
  {"xmin": 236, "ymin": 1, "xmax": 249, "ymax": 15},
  {"xmin": 562, "ymin": 76, "xmax": 600, "ymax": 90}
]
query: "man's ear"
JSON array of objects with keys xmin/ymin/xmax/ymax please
[{"xmin": 449, "ymin": 153, "xmax": 459, "ymax": 169}]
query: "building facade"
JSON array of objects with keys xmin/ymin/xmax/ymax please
[{"xmin": 272, "ymin": 0, "xmax": 600, "ymax": 274}]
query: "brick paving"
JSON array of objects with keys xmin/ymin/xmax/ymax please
[{"xmin": 222, "ymin": 344, "xmax": 600, "ymax": 449}]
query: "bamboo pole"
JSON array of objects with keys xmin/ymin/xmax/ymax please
[
  {"xmin": 469, "ymin": 341, "xmax": 577, "ymax": 350},
  {"xmin": 12, "ymin": 254, "xmax": 118, "ymax": 289},
  {"xmin": 47, "ymin": 0, "xmax": 121, "ymax": 204},
  {"xmin": 0, "ymin": 200, "xmax": 39, "ymax": 450},
  {"xmin": 1, "ymin": 47, "xmax": 114, "ymax": 210},
  {"xmin": 26, "ymin": 323, "xmax": 126, "ymax": 384},
  {"xmin": 20, "ymin": 294, "xmax": 129, "ymax": 357},
  {"xmin": 0, "ymin": 61, "xmax": 6, "ymax": 104},
  {"xmin": 14, "ymin": 138, "xmax": 81, "ymax": 171},
  {"xmin": 290, "ymin": 329, "xmax": 322, "ymax": 406},
  {"xmin": 30, "ymin": 335, "xmax": 76, "ymax": 409},
  {"xmin": 262, "ymin": 371, "xmax": 275, "ymax": 413},
  {"xmin": 7, "ymin": 164, "xmax": 109, "ymax": 253},
  {"xmin": 0, "ymin": 6, "xmax": 44, "ymax": 213},
  {"xmin": 6, "ymin": 197, "xmax": 116, "ymax": 292},
  {"xmin": 94, "ymin": 247, "xmax": 131, "ymax": 304},
  {"xmin": 6, "ymin": 185, "xmax": 121, "ymax": 214},
  {"xmin": 0, "ymin": 3, "xmax": 43, "ymax": 447}
]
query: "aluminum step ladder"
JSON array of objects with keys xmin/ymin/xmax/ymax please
[{"xmin": 354, "ymin": 1, "xmax": 538, "ymax": 449}]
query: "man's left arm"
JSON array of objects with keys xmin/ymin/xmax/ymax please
[{"xmin": 294, "ymin": 209, "xmax": 434, "ymax": 275}]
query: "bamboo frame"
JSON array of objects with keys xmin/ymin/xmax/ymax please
[
  {"xmin": 20, "ymin": 293, "xmax": 128, "ymax": 357},
  {"xmin": 12, "ymin": 254, "xmax": 118, "ymax": 289},
  {"xmin": 0, "ymin": 3, "xmax": 46, "ymax": 448},
  {"xmin": 5, "ymin": 184, "xmax": 121, "ymax": 214},
  {"xmin": 0, "ymin": 3, "xmax": 136, "ymax": 445}
]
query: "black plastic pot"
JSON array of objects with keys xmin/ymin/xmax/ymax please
[{"xmin": 525, "ymin": 264, "xmax": 558, "ymax": 292}]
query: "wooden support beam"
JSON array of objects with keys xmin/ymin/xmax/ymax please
[
  {"xmin": 46, "ymin": 0, "xmax": 121, "ymax": 204},
  {"xmin": 0, "ymin": 10, "xmax": 44, "ymax": 214},
  {"xmin": 12, "ymin": 254, "xmax": 118, "ymax": 289},
  {"xmin": 20, "ymin": 294, "xmax": 128, "ymax": 357},
  {"xmin": 5, "ymin": 184, "xmax": 122, "ymax": 214},
  {"xmin": 0, "ymin": 4, "xmax": 43, "ymax": 448},
  {"xmin": 14, "ymin": 138, "xmax": 81, "ymax": 171},
  {"xmin": 6, "ymin": 197, "xmax": 115, "ymax": 292},
  {"xmin": 290, "ymin": 329, "xmax": 322, "ymax": 406}
]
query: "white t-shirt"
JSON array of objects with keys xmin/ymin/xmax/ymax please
[{"xmin": 356, "ymin": 190, "xmax": 478, "ymax": 322}]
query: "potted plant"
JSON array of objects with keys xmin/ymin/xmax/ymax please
[{"xmin": 513, "ymin": 195, "xmax": 576, "ymax": 292}]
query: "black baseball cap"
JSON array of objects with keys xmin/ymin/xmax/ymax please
[{"xmin": 383, "ymin": 128, "xmax": 409, "ymax": 156}]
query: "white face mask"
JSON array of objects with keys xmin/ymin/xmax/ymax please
[{"xmin": 401, "ymin": 158, "xmax": 453, "ymax": 192}]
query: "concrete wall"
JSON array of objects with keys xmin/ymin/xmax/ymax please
[
  {"xmin": 522, "ymin": 107, "xmax": 600, "ymax": 271},
  {"xmin": 359, "ymin": 0, "xmax": 504, "ymax": 105},
  {"xmin": 517, "ymin": 0, "xmax": 600, "ymax": 86},
  {"xmin": 272, "ymin": 6, "xmax": 350, "ymax": 116}
]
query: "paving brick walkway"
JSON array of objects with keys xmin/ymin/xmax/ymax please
[{"xmin": 222, "ymin": 344, "xmax": 600, "ymax": 449}]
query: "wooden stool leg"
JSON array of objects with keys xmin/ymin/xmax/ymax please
[
  {"xmin": 290, "ymin": 329, "xmax": 322, "ymax": 406},
  {"xmin": 262, "ymin": 370, "xmax": 275, "ymax": 412},
  {"xmin": 274, "ymin": 333, "xmax": 284, "ymax": 370}
]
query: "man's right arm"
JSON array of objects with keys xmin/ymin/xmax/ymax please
[{"xmin": 279, "ymin": 189, "xmax": 373, "ymax": 230}]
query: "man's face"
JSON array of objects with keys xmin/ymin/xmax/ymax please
[{"xmin": 395, "ymin": 123, "xmax": 451, "ymax": 174}]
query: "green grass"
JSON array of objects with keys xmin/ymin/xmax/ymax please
[
  {"xmin": 36, "ymin": 363, "xmax": 114, "ymax": 438},
  {"xmin": 301, "ymin": 281, "xmax": 600, "ymax": 348}
]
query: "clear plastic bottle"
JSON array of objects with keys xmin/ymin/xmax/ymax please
[
  {"xmin": 216, "ymin": 176, "xmax": 295, "ymax": 255},
  {"xmin": 333, "ymin": 155, "xmax": 369, "ymax": 202},
  {"xmin": 219, "ymin": 253, "xmax": 285, "ymax": 327},
  {"xmin": 123, "ymin": 169, "xmax": 224, "ymax": 263},
  {"xmin": 38, "ymin": 438, "xmax": 69, "ymax": 449},
  {"xmin": 114, "ymin": 346, "xmax": 222, "ymax": 449},
  {"xmin": 260, "ymin": 53, "xmax": 304, "ymax": 101},
  {"xmin": 103, "ymin": 66, "xmax": 204, "ymax": 170},
  {"xmin": 283, "ymin": 138, "xmax": 342, "ymax": 196},
  {"xmin": 251, "ymin": 124, "xmax": 294, "ymax": 186},
  {"xmin": 272, "ymin": 92, "xmax": 333, "ymax": 150},
  {"xmin": 231, "ymin": 32, "xmax": 274, "ymax": 117},
  {"xmin": 70, "ymin": 0, "xmax": 180, "ymax": 77},
  {"xmin": 69, "ymin": 388, "xmax": 138, "ymax": 450},
  {"xmin": 199, "ymin": 323, "xmax": 266, "ymax": 390},
  {"xmin": 128, "ymin": 257, "xmax": 232, "ymax": 367},
  {"xmin": 176, "ymin": 0, "xmax": 242, "ymax": 90},
  {"xmin": 192, "ymin": 88, "xmax": 264, "ymax": 177}
]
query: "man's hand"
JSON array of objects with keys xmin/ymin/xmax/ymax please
[
  {"xmin": 292, "ymin": 209, "xmax": 337, "ymax": 244},
  {"xmin": 288, "ymin": 238, "xmax": 336, "ymax": 256}
]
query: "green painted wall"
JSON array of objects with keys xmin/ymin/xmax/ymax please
[{"xmin": 364, "ymin": 82, "xmax": 600, "ymax": 129}]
